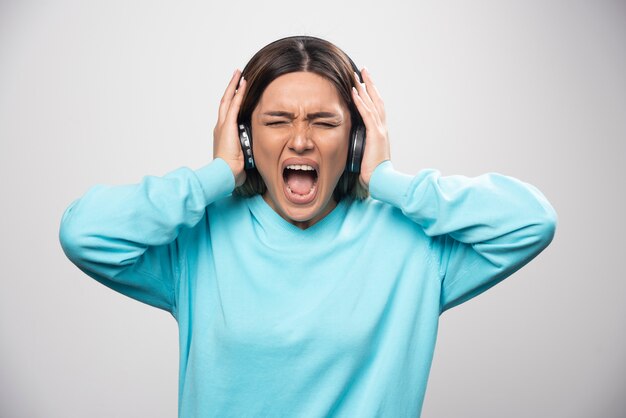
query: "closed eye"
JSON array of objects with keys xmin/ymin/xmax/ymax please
[{"xmin": 266, "ymin": 121, "xmax": 338, "ymax": 127}]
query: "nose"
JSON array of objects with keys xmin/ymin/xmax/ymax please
[{"xmin": 287, "ymin": 123, "xmax": 314, "ymax": 154}]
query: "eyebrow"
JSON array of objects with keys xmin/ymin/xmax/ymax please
[{"xmin": 261, "ymin": 111, "xmax": 341, "ymax": 119}]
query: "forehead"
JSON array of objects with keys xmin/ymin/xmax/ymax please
[{"xmin": 256, "ymin": 71, "xmax": 347, "ymax": 114}]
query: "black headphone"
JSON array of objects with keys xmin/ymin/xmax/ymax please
[{"xmin": 236, "ymin": 58, "xmax": 366, "ymax": 173}]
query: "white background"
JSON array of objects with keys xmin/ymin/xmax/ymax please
[{"xmin": 1, "ymin": 0, "xmax": 624, "ymax": 416}]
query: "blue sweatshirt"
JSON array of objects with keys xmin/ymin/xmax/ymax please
[{"xmin": 58, "ymin": 158, "xmax": 557, "ymax": 417}]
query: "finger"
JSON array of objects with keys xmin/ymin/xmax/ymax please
[
  {"xmin": 354, "ymin": 71, "xmax": 376, "ymax": 111},
  {"xmin": 352, "ymin": 85, "xmax": 380, "ymax": 128},
  {"xmin": 225, "ymin": 77, "xmax": 247, "ymax": 125},
  {"xmin": 361, "ymin": 68, "xmax": 386, "ymax": 123},
  {"xmin": 218, "ymin": 69, "xmax": 243, "ymax": 125},
  {"xmin": 218, "ymin": 69, "xmax": 242, "ymax": 125}
]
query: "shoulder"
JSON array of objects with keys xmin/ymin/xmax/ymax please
[
  {"xmin": 177, "ymin": 194, "xmax": 250, "ymax": 238},
  {"xmin": 207, "ymin": 193, "xmax": 251, "ymax": 221},
  {"xmin": 344, "ymin": 196, "xmax": 427, "ymax": 237}
]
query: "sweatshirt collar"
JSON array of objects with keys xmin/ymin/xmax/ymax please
[{"xmin": 246, "ymin": 193, "xmax": 350, "ymax": 242}]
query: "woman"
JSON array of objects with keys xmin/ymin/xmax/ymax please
[{"xmin": 59, "ymin": 35, "xmax": 557, "ymax": 417}]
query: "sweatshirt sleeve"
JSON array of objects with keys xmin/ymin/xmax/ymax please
[
  {"xmin": 369, "ymin": 160, "xmax": 557, "ymax": 314},
  {"xmin": 58, "ymin": 158, "xmax": 235, "ymax": 317}
]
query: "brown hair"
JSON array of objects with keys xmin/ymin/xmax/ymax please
[{"xmin": 233, "ymin": 35, "xmax": 368, "ymax": 201}]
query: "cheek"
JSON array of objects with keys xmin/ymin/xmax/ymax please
[
  {"xmin": 252, "ymin": 133, "xmax": 281, "ymax": 169},
  {"xmin": 251, "ymin": 132, "xmax": 288, "ymax": 192},
  {"xmin": 326, "ymin": 132, "xmax": 350, "ymax": 173},
  {"xmin": 333, "ymin": 132, "xmax": 350, "ymax": 163}
]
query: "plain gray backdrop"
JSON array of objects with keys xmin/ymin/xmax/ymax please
[{"xmin": 1, "ymin": 0, "xmax": 624, "ymax": 417}]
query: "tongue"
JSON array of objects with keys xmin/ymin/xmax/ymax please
[{"xmin": 286, "ymin": 170, "xmax": 315, "ymax": 195}]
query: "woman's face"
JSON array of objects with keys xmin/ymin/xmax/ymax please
[{"xmin": 250, "ymin": 71, "xmax": 352, "ymax": 229}]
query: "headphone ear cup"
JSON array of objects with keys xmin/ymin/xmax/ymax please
[
  {"xmin": 346, "ymin": 123, "xmax": 365, "ymax": 173},
  {"xmin": 237, "ymin": 122, "xmax": 255, "ymax": 169}
]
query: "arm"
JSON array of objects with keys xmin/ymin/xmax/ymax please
[
  {"xmin": 58, "ymin": 158, "xmax": 235, "ymax": 316},
  {"xmin": 369, "ymin": 160, "xmax": 558, "ymax": 314}
]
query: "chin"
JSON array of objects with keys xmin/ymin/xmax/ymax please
[{"xmin": 281, "ymin": 201, "xmax": 322, "ymax": 222}]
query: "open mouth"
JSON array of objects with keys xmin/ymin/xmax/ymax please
[{"xmin": 282, "ymin": 164, "xmax": 319, "ymax": 204}]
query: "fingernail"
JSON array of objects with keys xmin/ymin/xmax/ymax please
[
  {"xmin": 238, "ymin": 76, "xmax": 245, "ymax": 87},
  {"xmin": 363, "ymin": 66, "xmax": 369, "ymax": 76}
]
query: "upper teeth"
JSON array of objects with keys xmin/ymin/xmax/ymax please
[{"xmin": 286, "ymin": 164, "xmax": 315, "ymax": 171}]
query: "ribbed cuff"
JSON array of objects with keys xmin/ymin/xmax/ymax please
[
  {"xmin": 193, "ymin": 158, "xmax": 236, "ymax": 205},
  {"xmin": 368, "ymin": 160, "xmax": 414, "ymax": 208}
]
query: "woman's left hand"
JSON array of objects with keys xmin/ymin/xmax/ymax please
[{"xmin": 352, "ymin": 67, "xmax": 391, "ymax": 189}]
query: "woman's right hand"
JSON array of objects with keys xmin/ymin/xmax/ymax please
[{"xmin": 213, "ymin": 69, "xmax": 248, "ymax": 187}]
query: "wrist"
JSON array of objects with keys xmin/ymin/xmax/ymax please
[
  {"xmin": 222, "ymin": 158, "xmax": 245, "ymax": 187},
  {"xmin": 360, "ymin": 158, "xmax": 390, "ymax": 189},
  {"xmin": 368, "ymin": 160, "xmax": 414, "ymax": 207},
  {"xmin": 194, "ymin": 158, "xmax": 237, "ymax": 204}
]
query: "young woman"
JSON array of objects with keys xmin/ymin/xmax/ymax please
[{"xmin": 59, "ymin": 35, "xmax": 557, "ymax": 417}]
